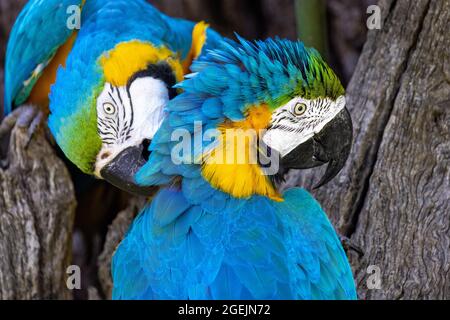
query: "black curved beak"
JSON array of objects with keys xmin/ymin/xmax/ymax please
[
  {"xmin": 281, "ymin": 108, "xmax": 353, "ymax": 189},
  {"xmin": 100, "ymin": 141, "xmax": 157, "ymax": 196}
]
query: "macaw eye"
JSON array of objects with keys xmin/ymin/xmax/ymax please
[
  {"xmin": 103, "ymin": 103, "xmax": 116, "ymax": 115},
  {"xmin": 293, "ymin": 102, "xmax": 307, "ymax": 116}
]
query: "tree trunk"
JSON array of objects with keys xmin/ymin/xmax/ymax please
[
  {"xmin": 0, "ymin": 125, "xmax": 76, "ymax": 300},
  {"xmin": 287, "ymin": 0, "xmax": 450, "ymax": 299}
]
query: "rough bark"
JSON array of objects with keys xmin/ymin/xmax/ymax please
[
  {"xmin": 0, "ymin": 126, "xmax": 76, "ymax": 300},
  {"xmin": 287, "ymin": 0, "xmax": 450, "ymax": 299}
]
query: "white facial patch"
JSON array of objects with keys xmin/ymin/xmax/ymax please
[
  {"xmin": 262, "ymin": 96, "xmax": 346, "ymax": 157},
  {"xmin": 128, "ymin": 77, "xmax": 167, "ymax": 140},
  {"xmin": 94, "ymin": 77, "xmax": 168, "ymax": 177}
]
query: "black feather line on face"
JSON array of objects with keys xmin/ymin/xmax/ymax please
[
  {"xmin": 125, "ymin": 86, "xmax": 134, "ymax": 140},
  {"xmin": 127, "ymin": 62, "xmax": 178, "ymax": 99}
]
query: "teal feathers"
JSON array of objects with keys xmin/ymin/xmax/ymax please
[{"xmin": 4, "ymin": 0, "xmax": 83, "ymax": 114}]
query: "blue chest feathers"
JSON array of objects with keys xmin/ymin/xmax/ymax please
[{"xmin": 112, "ymin": 188, "xmax": 357, "ymax": 300}]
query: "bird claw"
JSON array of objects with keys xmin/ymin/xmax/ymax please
[
  {"xmin": 0, "ymin": 105, "xmax": 44, "ymax": 166},
  {"xmin": 339, "ymin": 234, "xmax": 364, "ymax": 257},
  {"xmin": 25, "ymin": 109, "xmax": 44, "ymax": 149}
]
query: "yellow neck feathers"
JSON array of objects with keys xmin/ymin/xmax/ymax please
[
  {"xmin": 100, "ymin": 41, "xmax": 184, "ymax": 87},
  {"xmin": 202, "ymin": 105, "xmax": 283, "ymax": 202}
]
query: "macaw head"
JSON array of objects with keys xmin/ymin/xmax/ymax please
[
  {"xmin": 219, "ymin": 37, "xmax": 352, "ymax": 190},
  {"xmin": 142, "ymin": 37, "xmax": 353, "ymax": 201},
  {"xmin": 255, "ymin": 42, "xmax": 352, "ymax": 189},
  {"xmin": 235, "ymin": 37, "xmax": 352, "ymax": 190},
  {"xmin": 49, "ymin": 39, "xmax": 184, "ymax": 195}
]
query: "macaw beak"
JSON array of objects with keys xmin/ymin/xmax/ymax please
[
  {"xmin": 100, "ymin": 141, "xmax": 157, "ymax": 196},
  {"xmin": 280, "ymin": 108, "xmax": 353, "ymax": 189}
]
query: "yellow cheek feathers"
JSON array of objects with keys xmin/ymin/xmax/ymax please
[
  {"xmin": 201, "ymin": 105, "xmax": 283, "ymax": 202},
  {"xmin": 183, "ymin": 21, "xmax": 209, "ymax": 74},
  {"xmin": 100, "ymin": 41, "xmax": 184, "ymax": 87}
]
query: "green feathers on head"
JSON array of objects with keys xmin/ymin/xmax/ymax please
[
  {"xmin": 61, "ymin": 98, "xmax": 102, "ymax": 175},
  {"xmin": 48, "ymin": 33, "xmax": 107, "ymax": 175},
  {"xmin": 49, "ymin": 83, "xmax": 103, "ymax": 175},
  {"xmin": 253, "ymin": 37, "xmax": 345, "ymax": 108}
]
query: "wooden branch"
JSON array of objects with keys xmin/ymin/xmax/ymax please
[
  {"xmin": 286, "ymin": 0, "xmax": 450, "ymax": 299},
  {"xmin": 0, "ymin": 126, "xmax": 76, "ymax": 300}
]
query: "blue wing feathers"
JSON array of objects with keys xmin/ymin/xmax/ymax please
[
  {"xmin": 5, "ymin": 0, "xmax": 83, "ymax": 114},
  {"xmin": 210, "ymin": 264, "xmax": 243, "ymax": 300},
  {"xmin": 152, "ymin": 188, "xmax": 191, "ymax": 227}
]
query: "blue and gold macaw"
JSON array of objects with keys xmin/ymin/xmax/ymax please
[
  {"xmin": 2, "ymin": 0, "xmax": 221, "ymax": 194},
  {"xmin": 112, "ymin": 37, "xmax": 357, "ymax": 299}
]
